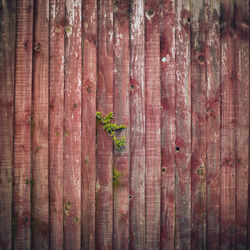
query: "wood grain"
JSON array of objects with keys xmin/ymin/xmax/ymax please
[
  {"xmin": 49, "ymin": 0, "xmax": 65, "ymax": 248},
  {"xmin": 129, "ymin": 0, "xmax": 145, "ymax": 249},
  {"xmin": 32, "ymin": 0, "xmax": 49, "ymax": 248},
  {"xmin": 81, "ymin": 0, "xmax": 97, "ymax": 249},
  {"xmin": 0, "ymin": 1, "xmax": 16, "ymax": 249},
  {"xmin": 220, "ymin": 0, "xmax": 236, "ymax": 249},
  {"xmin": 235, "ymin": 0, "xmax": 249, "ymax": 249},
  {"xmin": 113, "ymin": 0, "xmax": 130, "ymax": 249},
  {"xmin": 160, "ymin": 0, "xmax": 176, "ymax": 249},
  {"xmin": 96, "ymin": 0, "xmax": 113, "ymax": 249},
  {"xmin": 64, "ymin": 0, "xmax": 82, "ymax": 249},
  {"xmin": 205, "ymin": 1, "xmax": 220, "ymax": 249},
  {"xmin": 190, "ymin": 0, "xmax": 207, "ymax": 249},
  {"xmin": 175, "ymin": 0, "xmax": 191, "ymax": 249},
  {"xmin": 13, "ymin": 0, "xmax": 33, "ymax": 249},
  {"xmin": 145, "ymin": 0, "xmax": 161, "ymax": 249}
]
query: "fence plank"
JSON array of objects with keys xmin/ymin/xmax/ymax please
[
  {"xmin": 190, "ymin": 0, "xmax": 207, "ymax": 249},
  {"xmin": 175, "ymin": 0, "xmax": 191, "ymax": 249},
  {"xmin": 205, "ymin": 1, "xmax": 220, "ymax": 249},
  {"xmin": 145, "ymin": 0, "xmax": 161, "ymax": 249},
  {"xmin": 235, "ymin": 0, "xmax": 249, "ymax": 249},
  {"xmin": 96, "ymin": 0, "xmax": 113, "ymax": 249},
  {"xmin": 0, "ymin": 1, "xmax": 16, "ymax": 249},
  {"xmin": 81, "ymin": 0, "xmax": 97, "ymax": 249},
  {"xmin": 49, "ymin": 0, "xmax": 65, "ymax": 249},
  {"xmin": 63, "ymin": 1, "xmax": 82, "ymax": 249},
  {"xmin": 129, "ymin": 0, "xmax": 145, "ymax": 249},
  {"xmin": 13, "ymin": 0, "xmax": 33, "ymax": 249},
  {"xmin": 160, "ymin": 1, "xmax": 176, "ymax": 249},
  {"xmin": 113, "ymin": 0, "xmax": 130, "ymax": 249},
  {"xmin": 220, "ymin": 0, "xmax": 236, "ymax": 249},
  {"xmin": 32, "ymin": 0, "xmax": 49, "ymax": 248}
]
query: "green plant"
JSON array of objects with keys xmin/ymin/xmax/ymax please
[
  {"xmin": 96, "ymin": 111, "xmax": 126, "ymax": 150},
  {"xmin": 113, "ymin": 168, "xmax": 121, "ymax": 187}
]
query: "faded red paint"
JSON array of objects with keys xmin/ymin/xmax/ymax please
[
  {"xmin": 129, "ymin": 0, "xmax": 146, "ymax": 249},
  {"xmin": 49, "ymin": 0, "xmax": 65, "ymax": 249},
  {"xmin": 81, "ymin": 0, "xmax": 97, "ymax": 249},
  {"xmin": 160, "ymin": 0, "xmax": 176, "ymax": 249},
  {"xmin": 113, "ymin": 0, "xmax": 130, "ymax": 249},
  {"xmin": 13, "ymin": 1, "xmax": 33, "ymax": 249},
  {"xmin": 145, "ymin": 0, "xmax": 161, "ymax": 249},
  {"xmin": 96, "ymin": 0, "xmax": 114, "ymax": 249},
  {"xmin": 63, "ymin": 0, "xmax": 82, "ymax": 249},
  {"xmin": 32, "ymin": 0, "xmax": 49, "ymax": 249},
  {"xmin": 0, "ymin": 1, "xmax": 249, "ymax": 249}
]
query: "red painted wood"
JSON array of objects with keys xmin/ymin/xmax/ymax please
[
  {"xmin": 81, "ymin": 0, "xmax": 97, "ymax": 249},
  {"xmin": 49, "ymin": 0, "xmax": 65, "ymax": 249},
  {"xmin": 235, "ymin": 0, "xmax": 249, "ymax": 248},
  {"xmin": 205, "ymin": 1, "xmax": 220, "ymax": 249},
  {"xmin": 190, "ymin": 1, "xmax": 206, "ymax": 249},
  {"xmin": 129, "ymin": 0, "xmax": 145, "ymax": 249},
  {"xmin": 145, "ymin": 0, "xmax": 161, "ymax": 249},
  {"xmin": 0, "ymin": 1, "xmax": 15, "ymax": 249},
  {"xmin": 113, "ymin": 0, "xmax": 130, "ymax": 249},
  {"xmin": 13, "ymin": 0, "xmax": 33, "ymax": 249},
  {"xmin": 96, "ymin": 0, "xmax": 113, "ymax": 249},
  {"xmin": 63, "ymin": 1, "xmax": 82, "ymax": 249},
  {"xmin": 175, "ymin": 0, "xmax": 191, "ymax": 249},
  {"xmin": 160, "ymin": 0, "xmax": 176, "ymax": 249},
  {"xmin": 220, "ymin": 1, "xmax": 236, "ymax": 249},
  {"xmin": 32, "ymin": 0, "xmax": 49, "ymax": 248}
]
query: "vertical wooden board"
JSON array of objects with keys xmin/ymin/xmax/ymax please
[
  {"xmin": 175, "ymin": 0, "xmax": 191, "ymax": 249},
  {"xmin": 129, "ymin": 0, "xmax": 145, "ymax": 249},
  {"xmin": 81, "ymin": 0, "xmax": 97, "ymax": 249},
  {"xmin": 32, "ymin": 0, "xmax": 49, "ymax": 248},
  {"xmin": 49, "ymin": 1, "xmax": 65, "ymax": 249},
  {"xmin": 205, "ymin": 0, "xmax": 220, "ymax": 249},
  {"xmin": 159, "ymin": 0, "xmax": 176, "ymax": 249},
  {"xmin": 0, "ymin": 1, "xmax": 15, "ymax": 249},
  {"xmin": 220, "ymin": 0, "xmax": 236, "ymax": 249},
  {"xmin": 13, "ymin": 0, "xmax": 33, "ymax": 249},
  {"xmin": 64, "ymin": 1, "xmax": 82, "ymax": 249},
  {"xmin": 190, "ymin": 0, "xmax": 206, "ymax": 249},
  {"xmin": 145, "ymin": 0, "xmax": 161, "ymax": 249},
  {"xmin": 235, "ymin": 0, "xmax": 249, "ymax": 248},
  {"xmin": 113, "ymin": 0, "xmax": 130, "ymax": 249},
  {"xmin": 96, "ymin": 0, "xmax": 113, "ymax": 249}
]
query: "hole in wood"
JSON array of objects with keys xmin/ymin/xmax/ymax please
[
  {"xmin": 129, "ymin": 195, "xmax": 133, "ymax": 199},
  {"xmin": 187, "ymin": 18, "xmax": 191, "ymax": 22},
  {"xmin": 198, "ymin": 55, "xmax": 205, "ymax": 62},
  {"xmin": 131, "ymin": 85, "xmax": 135, "ymax": 89},
  {"xmin": 176, "ymin": 146, "xmax": 180, "ymax": 152},
  {"xmin": 161, "ymin": 168, "xmax": 166, "ymax": 174}
]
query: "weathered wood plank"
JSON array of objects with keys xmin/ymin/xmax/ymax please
[
  {"xmin": 145, "ymin": 0, "xmax": 161, "ymax": 249},
  {"xmin": 159, "ymin": 0, "xmax": 176, "ymax": 249},
  {"xmin": 190, "ymin": 1, "xmax": 206, "ymax": 249},
  {"xmin": 0, "ymin": 1, "xmax": 16, "ymax": 249},
  {"xmin": 220, "ymin": 0, "xmax": 236, "ymax": 249},
  {"xmin": 235, "ymin": 0, "xmax": 249, "ymax": 249},
  {"xmin": 49, "ymin": 0, "xmax": 65, "ymax": 249},
  {"xmin": 175, "ymin": 0, "xmax": 191, "ymax": 249},
  {"xmin": 63, "ymin": 1, "xmax": 82, "ymax": 249},
  {"xmin": 113, "ymin": 0, "xmax": 130, "ymax": 249},
  {"xmin": 81, "ymin": 0, "xmax": 97, "ymax": 249},
  {"xmin": 129, "ymin": 0, "xmax": 145, "ymax": 249},
  {"xmin": 32, "ymin": 0, "xmax": 49, "ymax": 248},
  {"xmin": 96, "ymin": 0, "xmax": 113, "ymax": 249},
  {"xmin": 205, "ymin": 1, "xmax": 220, "ymax": 249},
  {"xmin": 13, "ymin": 0, "xmax": 33, "ymax": 249}
]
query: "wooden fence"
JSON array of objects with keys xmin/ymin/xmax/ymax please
[{"xmin": 0, "ymin": 0, "xmax": 249, "ymax": 249}]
